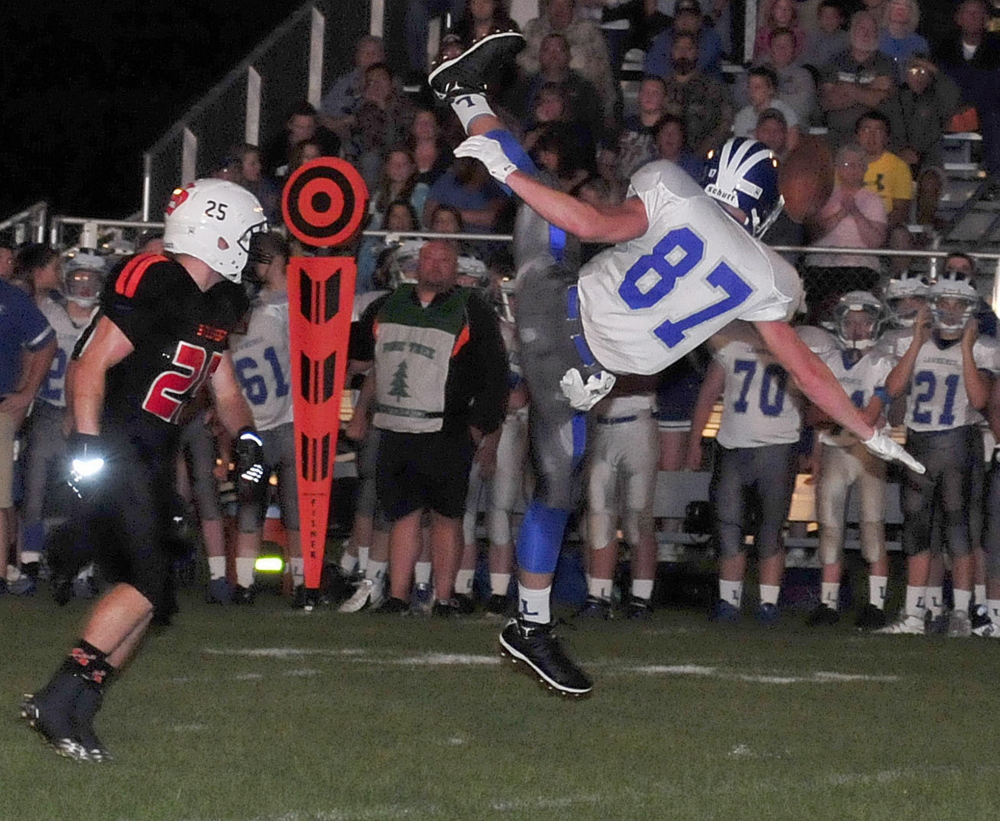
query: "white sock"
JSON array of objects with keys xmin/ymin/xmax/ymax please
[
  {"xmin": 290, "ymin": 557, "xmax": 304, "ymax": 586},
  {"xmin": 21, "ymin": 551, "xmax": 41, "ymax": 564},
  {"xmin": 719, "ymin": 579, "xmax": 743, "ymax": 609},
  {"xmin": 588, "ymin": 577, "xmax": 613, "ymax": 600},
  {"xmin": 455, "ymin": 567, "xmax": 475, "ymax": 595},
  {"xmin": 925, "ymin": 586, "xmax": 944, "ymax": 617},
  {"xmin": 821, "ymin": 582, "xmax": 840, "ymax": 610},
  {"xmin": 235, "ymin": 557, "xmax": 255, "ymax": 588},
  {"xmin": 518, "ymin": 585, "xmax": 551, "ymax": 624},
  {"xmin": 451, "ymin": 92, "xmax": 496, "ymax": 133},
  {"xmin": 207, "ymin": 556, "xmax": 226, "ymax": 581},
  {"xmin": 366, "ymin": 560, "xmax": 388, "ymax": 597},
  {"xmin": 759, "ymin": 584, "xmax": 780, "ymax": 606},
  {"xmin": 6, "ymin": 564, "xmax": 18, "ymax": 581},
  {"xmin": 975, "ymin": 584, "xmax": 986, "ymax": 606},
  {"xmin": 358, "ymin": 546, "xmax": 370, "ymax": 573},
  {"xmin": 905, "ymin": 585, "xmax": 926, "ymax": 619},
  {"xmin": 632, "ymin": 579, "xmax": 654, "ymax": 601},
  {"xmin": 415, "ymin": 560, "xmax": 432, "ymax": 587},
  {"xmin": 339, "ymin": 551, "xmax": 358, "ymax": 574},
  {"xmin": 490, "ymin": 572, "xmax": 511, "ymax": 596},
  {"xmin": 869, "ymin": 575, "xmax": 887, "ymax": 609},
  {"xmin": 988, "ymin": 598, "xmax": 1000, "ymax": 623},
  {"xmin": 954, "ymin": 588, "xmax": 972, "ymax": 614}
]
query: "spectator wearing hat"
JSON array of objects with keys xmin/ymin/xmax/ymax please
[{"xmin": 644, "ymin": 0, "xmax": 724, "ymax": 82}]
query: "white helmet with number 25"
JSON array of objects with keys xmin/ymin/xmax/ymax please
[{"xmin": 163, "ymin": 179, "xmax": 267, "ymax": 283}]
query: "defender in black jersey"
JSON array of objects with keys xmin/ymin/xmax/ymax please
[{"xmin": 21, "ymin": 179, "xmax": 268, "ymax": 762}]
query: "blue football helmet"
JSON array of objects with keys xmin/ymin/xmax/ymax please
[{"xmin": 701, "ymin": 138, "xmax": 784, "ymax": 239}]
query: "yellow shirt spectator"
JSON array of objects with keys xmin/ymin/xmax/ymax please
[{"xmin": 863, "ymin": 150, "xmax": 913, "ymax": 216}]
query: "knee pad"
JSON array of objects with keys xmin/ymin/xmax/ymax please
[
  {"xmin": 516, "ymin": 501, "xmax": 570, "ymax": 574},
  {"xmin": 622, "ymin": 508, "xmax": 653, "ymax": 548},
  {"xmin": 818, "ymin": 525, "xmax": 844, "ymax": 566},
  {"xmin": 859, "ymin": 521, "xmax": 886, "ymax": 565},
  {"xmin": 237, "ymin": 501, "xmax": 264, "ymax": 534},
  {"xmin": 588, "ymin": 510, "xmax": 616, "ymax": 549},
  {"xmin": 487, "ymin": 508, "xmax": 512, "ymax": 546}
]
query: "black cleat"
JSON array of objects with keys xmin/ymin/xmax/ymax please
[
  {"xmin": 454, "ymin": 593, "xmax": 477, "ymax": 615},
  {"xmin": 428, "ymin": 28, "xmax": 525, "ymax": 101},
  {"xmin": 231, "ymin": 585, "xmax": 256, "ymax": 606},
  {"xmin": 806, "ymin": 604, "xmax": 840, "ymax": 627},
  {"xmin": 431, "ymin": 598, "xmax": 461, "ymax": 618},
  {"xmin": 485, "ymin": 594, "xmax": 512, "ymax": 618},
  {"xmin": 375, "ymin": 596, "xmax": 409, "ymax": 615},
  {"xmin": 291, "ymin": 585, "xmax": 308, "ymax": 609},
  {"xmin": 71, "ymin": 684, "xmax": 112, "ymax": 763},
  {"xmin": 971, "ymin": 602, "xmax": 991, "ymax": 631},
  {"xmin": 622, "ymin": 595, "xmax": 653, "ymax": 620},
  {"xmin": 855, "ymin": 603, "xmax": 888, "ymax": 631},
  {"xmin": 575, "ymin": 595, "xmax": 614, "ymax": 620},
  {"xmin": 21, "ymin": 693, "xmax": 87, "ymax": 762},
  {"xmin": 499, "ymin": 617, "xmax": 593, "ymax": 697}
]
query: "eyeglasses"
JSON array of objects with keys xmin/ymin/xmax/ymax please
[{"xmin": 908, "ymin": 66, "xmax": 929, "ymax": 76}]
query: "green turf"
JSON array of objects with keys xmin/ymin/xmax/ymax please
[{"xmin": 2, "ymin": 590, "xmax": 998, "ymax": 821}]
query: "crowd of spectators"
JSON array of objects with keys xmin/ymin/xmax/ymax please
[{"xmin": 4, "ymin": 0, "xmax": 1000, "ymax": 630}]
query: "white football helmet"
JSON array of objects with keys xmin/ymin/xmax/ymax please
[
  {"xmin": 162, "ymin": 179, "xmax": 267, "ymax": 282},
  {"xmin": 883, "ymin": 270, "xmax": 929, "ymax": 327},
  {"xmin": 833, "ymin": 290, "xmax": 885, "ymax": 352},
  {"xmin": 62, "ymin": 251, "xmax": 107, "ymax": 307},
  {"xmin": 929, "ymin": 268, "xmax": 978, "ymax": 333}
]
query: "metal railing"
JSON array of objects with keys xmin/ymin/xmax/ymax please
[{"xmin": 0, "ymin": 202, "xmax": 48, "ymax": 246}]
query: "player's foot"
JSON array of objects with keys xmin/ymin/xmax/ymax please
[
  {"xmin": 947, "ymin": 609, "xmax": 972, "ymax": 638},
  {"xmin": 432, "ymin": 598, "xmax": 461, "ymax": 618},
  {"xmin": 72, "ymin": 577, "xmax": 98, "ymax": 600},
  {"xmin": 499, "ymin": 617, "xmax": 593, "ymax": 697},
  {"xmin": 52, "ymin": 576, "xmax": 73, "ymax": 606},
  {"xmin": 231, "ymin": 585, "xmax": 256, "ymax": 606},
  {"xmin": 754, "ymin": 602, "xmax": 780, "ymax": 625},
  {"xmin": 874, "ymin": 613, "xmax": 925, "ymax": 635},
  {"xmin": 409, "ymin": 583, "xmax": 433, "ymax": 616},
  {"xmin": 854, "ymin": 603, "xmax": 887, "ymax": 631},
  {"xmin": 455, "ymin": 593, "xmax": 477, "ymax": 615},
  {"xmin": 0, "ymin": 578, "xmax": 9, "ymax": 595},
  {"xmin": 806, "ymin": 604, "xmax": 840, "ymax": 627},
  {"xmin": 375, "ymin": 596, "xmax": 409, "ymax": 615},
  {"xmin": 338, "ymin": 579, "xmax": 382, "ymax": 613},
  {"xmin": 21, "ymin": 692, "xmax": 87, "ymax": 762},
  {"xmin": 485, "ymin": 594, "xmax": 512, "ymax": 618},
  {"xmin": 206, "ymin": 577, "xmax": 232, "ymax": 605},
  {"xmin": 971, "ymin": 602, "xmax": 991, "ymax": 631},
  {"xmin": 291, "ymin": 585, "xmax": 308, "ymax": 609},
  {"xmin": 972, "ymin": 619, "xmax": 1000, "ymax": 638},
  {"xmin": 71, "ymin": 684, "xmax": 113, "ymax": 763},
  {"xmin": 575, "ymin": 595, "xmax": 614, "ymax": 620},
  {"xmin": 9, "ymin": 576, "xmax": 38, "ymax": 596},
  {"xmin": 710, "ymin": 599, "xmax": 741, "ymax": 623},
  {"xmin": 622, "ymin": 595, "xmax": 653, "ymax": 620},
  {"xmin": 428, "ymin": 28, "xmax": 525, "ymax": 101},
  {"xmin": 924, "ymin": 612, "xmax": 948, "ymax": 635}
]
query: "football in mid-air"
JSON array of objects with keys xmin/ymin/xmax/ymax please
[{"xmin": 778, "ymin": 136, "xmax": 835, "ymax": 224}]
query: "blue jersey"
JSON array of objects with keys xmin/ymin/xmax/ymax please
[{"xmin": 0, "ymin": 280, "xmax": 53, "ymax": 397}]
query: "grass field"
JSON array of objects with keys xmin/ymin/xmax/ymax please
[{"xmin": 2, "ymin": 585, "xmax": 999, "ymax": 821}]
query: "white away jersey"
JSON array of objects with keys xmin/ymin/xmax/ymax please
[
  {"xmin": 712, "ymin": 321, "xmax": 805, "ymax": 448},
  {"xmin": 804, "ymin": 326, "xmax": 894, "ymax": 446},
  {"xmin": 231, "ymin": 290, "xmax": 293, "ymax": 430},
  {"xmin": 37, "ymin": 297, "xmax": 97, "ymax": 409},
  {"xmin": 891, "ymin": 331, "xmax": 1000, "ymax": 432},
  {"xmin": 577, "ymin": 161, "xmax": 803, "ymax": 376}
]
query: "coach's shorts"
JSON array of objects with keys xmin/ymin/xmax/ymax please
[{"xmin": 376, "ymin": 428, "xmax": 475, "ymax": 521}]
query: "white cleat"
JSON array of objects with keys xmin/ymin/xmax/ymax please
[
  {"xmin": 873, "ymin": 614, "xmax": 925, "ymax": 635},
  {"xmin": 337, "ymin": 579, "xmax": 383, "ymax": 614},
  {"xmin": 972, "ymin": 620, "xmax": 1000, "ymax": 638}
]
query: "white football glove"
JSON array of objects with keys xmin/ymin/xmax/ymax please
[
  {"xmin": 454, "ymin": 135, "xmax": 519, "ymax": 185},
  {"xmin": 559, "ymin": 368, "xmax": 616, "ymax": 411},
  {"xmin": 862, "ymin": 429, "xmax": 925, "ymax": 474}
]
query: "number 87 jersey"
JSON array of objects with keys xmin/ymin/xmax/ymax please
[{"xmin": 576, "ymin": 161, "xmax": 803, "ymax": 376}]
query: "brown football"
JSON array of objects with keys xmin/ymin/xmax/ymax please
[{"xmin": 778, "ymin": 135, "xmax": 835, "ymax": 224}]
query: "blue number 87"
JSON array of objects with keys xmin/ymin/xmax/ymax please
[{"xmin": 618, "ymin": 226, "xmax": 753, "ymax": 348}]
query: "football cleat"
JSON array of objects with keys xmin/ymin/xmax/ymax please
[
  {"xmin": 854, "ymin": 603, "xmax": 888, "ymax": 631},
  {"xmin": 455, "ymin": 594, "xmax": 477, "ymax": 615},
  {"xmin": 21, "ymin": 693, "xmax": 87, "ymax": 762},
  {"xmin": 432, "ymin": 599, "xmax": 461, "ymax": 618},
  {"xmin": 754, "ymin": 602, "xmax": 781, "ymax": 626},
  {"xmin": 874, "ymin": 614, "xmax": 926, "ymax": 635},
  {"xmin": 947, "ymin": 609, "xmax": 972, "ymax": 638},
  {"xmin": 499, "ymin": 617, "xmax": 593, "ymax": 697},
  {"xmin": 231, "ymin": 585, "xmax": 256, "ymax": 606},
  {"xmin": 428, "ymin": 28, "xmax": 525, "ymax": 101},
  {"xmin": 72, "ymin": 577, "xmax": 99, "ymax": 600},
  {"xmin": 409, "ymin": 583, "xmax": 433, "ymax": 616},
  {"xmin": 374, "ymin": 597, "xmax": 409, "ymax": 615},
  {"xmin": 71, "ymin": 684, "xmax": 112, "ymax": 764},
  {"xmin": 338, "ymin": 579, "xmax": 383, "ymax": 613},
  {"xmin": 291, "ymin": 585, "xmax": 308, "ymax": 610},
  {"xmin": 9, "ymin": 576, "xmax": 38, "ymax": 596},
  {"xmin": 622, "ymin": 595, "xmax": 653, "ymax": 620},
  {"xmin": 206, "ymin": 577, "xmax": 233, "ymax": 605},
  {"xmin": 574, "ymin": 595, "xmax": 614, "ymax": 620},
  {"xmin": 971, "ymin": 602, "xmax": 991, "ymax": 631},
  {"xmin": 972, "ymin": 620, "xmax": 1000, "ymax": 638},
  {"xmin": 925, "ymin": 612, "xmax": 948, "ymax": 635},
  {"xmin": 710, "ymin": 599, "xmax": 741, "ymax": 623},
  {"xmin": 485, "ymin": 594, "xmax": 512, "ymax": 618},
  {"xmin": 806, "ymin": 604, "xmax": 840, "ymax": 627}
]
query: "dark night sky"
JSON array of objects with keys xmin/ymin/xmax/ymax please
[{"xmin": 0, "ymin": 1, "xmax": 301, "ymax": 219}]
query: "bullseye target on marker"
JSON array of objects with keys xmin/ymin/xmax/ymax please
[{"xmin": 282, "ymin": 158, "xmax": 368, "ymax": 248}]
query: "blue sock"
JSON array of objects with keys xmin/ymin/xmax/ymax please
[{"xmin": 517, "ymin": 501, "xmax": 570, "ymax": 575}]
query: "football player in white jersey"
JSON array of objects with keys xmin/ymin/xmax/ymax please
[
  {"xmin": 229, "ymin": 232, "xmax": 301, "ymax": 604},
  {"xmin": 15, "ymin": 253, "xmax": 105, "ymax": 596},
  {"xmin": 802, "ymin": 292, "xmax": 895, "ymax": 629},
  {"xmin": 686, "ymin": 322, "xmax": 807, "ymax": 625},
  {"xmin": 877, "ymin": 268, "xmax": 1000, "ymax": 636},
  {"xmin": 429, "ymin": 31, "xmax": 921, "ymax": 696}
]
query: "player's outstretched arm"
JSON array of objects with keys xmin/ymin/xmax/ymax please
[{"xmin": 454, "ymin": 135, "xmax": 649, "ymax": 244}]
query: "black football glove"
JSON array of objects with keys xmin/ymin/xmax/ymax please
[
  {"xmin": 233, "ymin": 427, "xmax": 266, "ymax": 506},
  {"xmin": 67, "ymin": 433, "xmax": 107, "ymax": 501}
]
